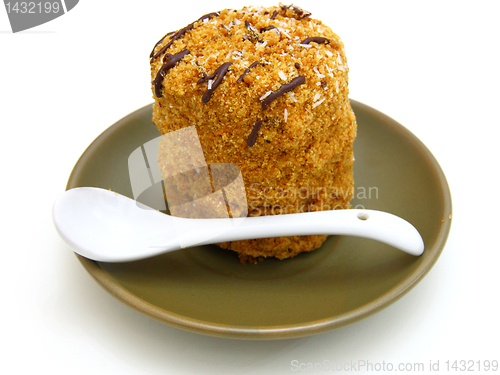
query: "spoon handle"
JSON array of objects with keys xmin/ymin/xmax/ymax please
[{"xmin": 170, "ymin": 209, "xmax": 424, "ymax": 256}]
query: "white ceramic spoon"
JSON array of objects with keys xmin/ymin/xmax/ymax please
[{"xmin": 52, "ymin": 187, "xmax": 424, "ymax": 262}]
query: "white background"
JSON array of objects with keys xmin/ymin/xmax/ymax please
[{"xmin": 1, "ymin": 0, "xmax": 499, "ymax": 374}]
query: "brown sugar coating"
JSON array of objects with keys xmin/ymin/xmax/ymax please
[{"xmin": 150, "ymin": 4, "xmax": 357, "ymax": 262}]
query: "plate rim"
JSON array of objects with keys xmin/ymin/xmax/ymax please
[{"xmin": 68, "ymin": 100, "xmax": 452, "ymax": 340}]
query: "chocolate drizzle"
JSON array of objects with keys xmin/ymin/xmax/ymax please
[
  {"xmin": 153, "ymin": 49, "xmax": 190, "ymax": 98},
  {"xmin": 162, "ymin": 53, "xmax": 173, "ymax": 63},
  {"xmin": 259, "ymin": 25, "xmax": 277, "ymax": 33},
  {"xmin": 237, "ymin": 61, "xmax": 261, "ymax": 83},
  {"xmin": 280, "ymin": 5, "xmax": 311, "ymax": 19},
  {"xmin": 197, "ymin": 62, "xmax": 233, "ymax": 103},
  {"xmin": 270, "ymin": 10, "xmax": 278, "ymax": 20},
  {"xmin": 245, "ymin": 20, "xmax": 258, "ymax": 33},
  {"xmin": 150, "ymin": 12, "xmax": 219, "ymax": 61},
  {"xmin": 301, "ymin": 36, "xmax": 329, "ymax": 45},
  {"xmin": 149, "ymin": 31, "xmax": 175, "ymax": 58},
  {"xmin": 247, "ymin": 119, "xmax": 262, "ymax": 147},
  {"xmin": 261, "ymin": 76, "xmax": 305, "ymax": 110},
  {"xmin": 244, "ymin": 20, "xmax": 262, "ymax": 43}
]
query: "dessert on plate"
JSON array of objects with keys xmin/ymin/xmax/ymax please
[{"xmin": 150, "ymin": 4, "xmax": 357, "ymax": 262}]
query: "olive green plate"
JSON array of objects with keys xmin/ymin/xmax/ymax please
[{"xmin": 67, "ymin": 100, "xmax": 451, "ymax": 339}]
